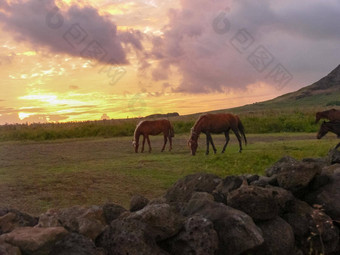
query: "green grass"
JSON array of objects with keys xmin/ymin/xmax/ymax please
[
  {"xmin": 0, "ymin": 109, "xmax": 323, "ymax": 141},
  {"xmin": 0, "ymin": 133, "xmax": 336, "ymax": 215}
]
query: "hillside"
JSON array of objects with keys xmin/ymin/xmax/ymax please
[{"xmin": 221, "ymin": 64, "xmax": 340, "ymax": 114}]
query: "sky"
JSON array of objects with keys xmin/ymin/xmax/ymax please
[{"xmin": 0, "ymin": 0, "xmax": 339, "ymax": 124}]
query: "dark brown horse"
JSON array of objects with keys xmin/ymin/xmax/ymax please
[
  {"xmin": 315, "ymin": 109, "xmax": 340, "ymax": 123},
  {"xmin": 133, "ymin": 119, "xmax": 174, "ymax": 153},
  {"xmin": 188, "ymin": 113, "xmax": 247, "ymax": 156},
  {"xmin": 317, "ymin": 120, "xmax": 340, "ymax": 149}
]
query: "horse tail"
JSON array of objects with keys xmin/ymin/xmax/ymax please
[
  {"xmin": 237, "ymin": 118, "xmax": 247, "ymax": 145},
  {"xmin": 169, "ymin": 123, "xmax": 175, "ymax": 137}
]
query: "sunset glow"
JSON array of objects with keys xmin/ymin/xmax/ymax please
[{"xmin": 0, "ymin": 0, "xmax": 339, "ymax": 124}]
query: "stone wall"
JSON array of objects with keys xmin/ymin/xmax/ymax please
[{"xmin": 1, "ymin": 150, "xmax": 340, "ymax": 255}]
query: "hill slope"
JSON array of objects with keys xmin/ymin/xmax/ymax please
[{"xmin": 223, "ymin": 64, "xmax": 340, "ymax": 114}]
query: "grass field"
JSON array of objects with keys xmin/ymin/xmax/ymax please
[
  {"xmin": 0, "ymin": 132, "xmax": 337, "ymax": 215},
  {"xmin": 0, "ymin": 109, "xmax": 321, "ymax": 141}
]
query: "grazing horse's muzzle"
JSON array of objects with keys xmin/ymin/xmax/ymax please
[
  {"xmin": 132, "ymin": 140, "xmax": 138, "ymax": 153},
  {"xmin": 188, "ymin": 139, "xmax": 198, "ymax": 156}
]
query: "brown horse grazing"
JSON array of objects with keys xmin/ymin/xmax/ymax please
[
  {"xmin": 133, "ymin": 119, "xmax": 174, "ymax": 153},
  {"xmin": 317, "ymin": 120, "xmax": 340, "ymax": 149},
  {"xmin": 188, "ymin": 113, "xmax": 247, "ymax": 156},
  {"xmin": 315, "ymin": 109, "xmax": 340, "ymax": 123}
]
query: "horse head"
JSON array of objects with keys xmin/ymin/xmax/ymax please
[
  {"xmin": 188, "ymin": 129, "xmax": 199, "ymax": 155},
  {"xmin": 187, "ymin": 139, "xmax": 198, "ymax": 156},
  {"xmin": 132, "ymin": 140, "xmax": 138, "ymax": 153}
]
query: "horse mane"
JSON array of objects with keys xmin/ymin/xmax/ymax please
[
  {"xmin": 191, "ymin": 114, "xmax": 207, "ymax": 136},
  {"xmin": 193, "ymin": 114, "xmax": 207, "ymax": 129},
  {"xmin": 134, "ymin": 120, "xmax": 144, "ymax": 140}
]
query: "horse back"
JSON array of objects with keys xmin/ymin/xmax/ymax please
[
  {"xmin": 329, "ymin": 109, "xmax": 340, "ymax": 121},
  {"xmin": 137, "ymin": 119, "xmax": 172, "ymax": 135},
  {"xmin": 199, "ymin": 113, "xmax": 238, "ymax": 133}
]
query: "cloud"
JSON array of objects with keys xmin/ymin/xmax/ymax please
[
  {"xmin": 69, "ymin": 85, "xmax": 79, "ymax": 90},
  {"xmin": 149, "ymin": 0, "xmax": 340, "ymax": 93},
  {"xmin": 0, "ymin": 0, "xmax": 143, "ymax": 64}
]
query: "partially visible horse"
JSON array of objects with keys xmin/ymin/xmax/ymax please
[
  {"xmin": 133, "ymin": 119, "xmax": 174, "ymax": 153},
  {"xmin": 317, "ymin": 120, "xmax": 340, "ymax": 149},
  {"xmin": 315, "ymin": 109, "xmax": 340, "ymax": 123},
  {"xmin": 188, "ymin": 113, "xmax": 247, "ymax": 156}
]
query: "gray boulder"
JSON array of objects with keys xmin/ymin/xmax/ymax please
[
  {"xmin": 164, "ymin": 173, "xmax": 221, "ymax": 203},
  {"xmin": 284, "ymin": 199, "xmax": 339, "ymax": 254},
  {"xmin": 328, "ymin": 148, "xmax": 340, "ymax": 164},
  {"xmin": 0, "ymin": 209, "xmax": 38, "ymax": 235},
  {"xmin": 38, "ymin": 206, "xmax": 106, "ymax": 241},
  {"xmin": 302, "ymin": 157, "xmax": 328, "ymax": 169},
  {"xmin": 0, "ymin": 241, "xmax": 21, "ymax": 255},
  {"xmin": 252, "ymin": 217, "xmax": 295, "ymax": 255},
  {"xmin": 102, "ymin": 203, "xmax": 127, "ymax": 224},
  {"xmin": 96, "ymin": 218, "xmax": 168, "ymax": 255},
  {"xmin": 183, "ymin": 199, "xmax": 264, "ymax": 255},
  {"xmin": 243, "ymin": 174, "xmax": 260, "ymax": 184},
  {"xmin": 250, "ymin": 175, "xmax": 278, "ymax": 187},
  {"xmin": 305, "ymin": 171, "xmax": 340, "ymax": 221},
  {"xmin": 50, "ymin": 233, "xmax": 105, "ymax": 255},
  {"xmin": 322, "ymin": 163, "xmax": 340, "ymax": 175},
  {"xmin": 130, "ymin": 194, "xmax": 149, "ymax": 212},
  {"xmin": 267, "ymin": 185, "xmax": 295, "ymax": 215},
  {"xmin": 190, "ymin": 192, "xmax": 214, "ymax": 201},
  {"xmin": 276, "ymin": 161, "xmax": 321, "ymax": 194},
  {"xmin": 265, "ymin": 156, "xmax": 299, "ymax": 177},
  {"xmin": 0, "ymin": 227, "xmax": 68, "ymax": 255},
  {"xmin": 162, "ymin": 215, "xmax": 218, "ymax": 255},
  {"xmin": 227, "ymin": 185, "xmax": 279, "ymax": 221},
  {"xmin": 213, "ymin": 175, "xmax": 244, "ymax": 203},
  {"xmin": 127, "ymin": 203, "xmax": 183, "ymax": 242}
]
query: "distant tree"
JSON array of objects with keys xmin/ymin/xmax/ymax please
[{"xmin": 101, "ymin": 114, "xmax": 110, "ymax": 120}]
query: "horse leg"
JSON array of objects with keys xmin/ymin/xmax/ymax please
[
  {"xmin": 205, "ymin": 133, "xmax": 210, "ymax": 155},
  {"xmin": 222, "ymin": 130, "xmax": 230, "ymax": 153},
  {"xmin": 169, "ymin": 136, "xmax": 172, "ymax": 151},
  {"xmin": 209, "ymin": 134, "xmax": 217, "ymax": 154},
  {"xmin": 232, "ymin": 128, "xmax": 243, "ymax": 153},
  {"xmin": 161, "ymin": 134, "xmax": 167, "ymax": 152},
  {"xmin": 146, "ymin": 135, "xmax": 152, "ymax": 153},
  {"xmin": 141, "ymin": 135, "xmax": 146, "ymax": 153}
]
